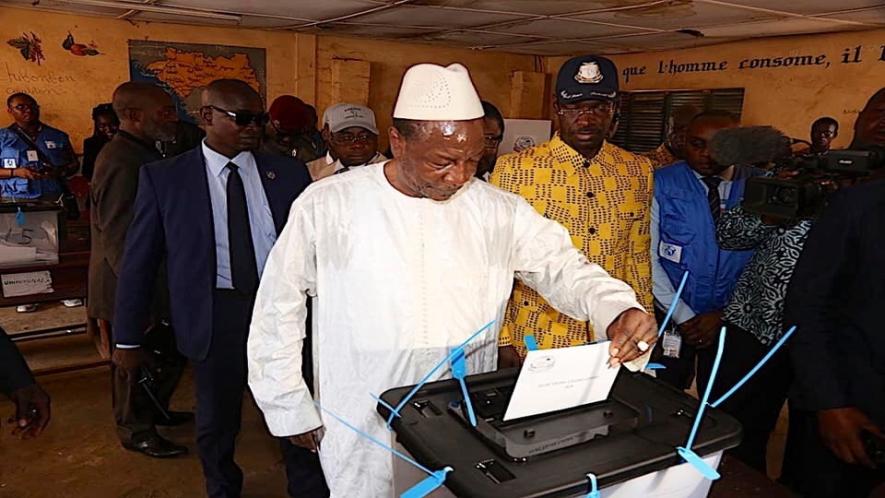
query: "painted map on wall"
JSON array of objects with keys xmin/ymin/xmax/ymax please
[{"xmin": 128, "ymin": 40, "xmax": 266, "ymax": 122}]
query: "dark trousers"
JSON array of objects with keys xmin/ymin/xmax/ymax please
[
  {"xmin": 111, "ymin": 321, "xmax": 186, "ymax": 444},
  {"xmin": 781, "ymin": 408, "xmax": 885, "ymax": 497},
  {"xmin": 193, "ymin": 289, "xmax": 328, "ymax": 498},
  {"xmin": 700, "ymin": 324, "xmax": 792, "ymax": 473}
]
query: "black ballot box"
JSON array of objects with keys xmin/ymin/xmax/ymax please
[{"xmin": 378, "ymin": 369, "xmax": 742, "ymax": 498}]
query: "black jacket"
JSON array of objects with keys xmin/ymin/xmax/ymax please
[
  {"xmin": 113, "ymin": 147, "xmax": 312, "ymax": 360},
  {"xmin": 88, "ymin": 131, "xmax": 165, "ymax": 322},
  {"xmin": 81, "ymin": 135, "xmax": 109, "ymax": 180},
  {"xmin": 0, "ymin": 328, "xmax": 34, "ymax": 395},
  {"xmin": 785, "ymin": 179, "xmax": 885, "ymax": 424}
]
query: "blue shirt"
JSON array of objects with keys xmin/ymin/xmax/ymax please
[
  {"xmin": 201, "ymin": 141, "xmax": 277, "ymax": 289},
  {"xmin": 0, "ymin": 124, "xmax": 73, "ymax": 199}
]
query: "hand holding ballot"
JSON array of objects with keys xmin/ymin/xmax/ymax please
[{"xmin": 605, "ymin": 308, "xmax": 657, "ymax": 366}]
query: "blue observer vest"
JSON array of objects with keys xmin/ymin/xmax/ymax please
[
  {"xmin": 0, "ymin": 125, "xmax": 72, "ymax": 199},
  {"xmin": 654, "ymin": 161, "xmax": 760, "ymax": 314}
]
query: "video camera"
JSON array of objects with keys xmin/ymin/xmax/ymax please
[
  {"xmin": 706, "ymin": 126, "xmax": 885, "ymax": 220},
  {"xmin": 742, "ymin": 147, "xmax": 885, "ymax": 220}
]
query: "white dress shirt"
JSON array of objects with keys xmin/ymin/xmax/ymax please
[{"xmin": 202, "ymin": 141, "xmax": 277, "ymax": 289}]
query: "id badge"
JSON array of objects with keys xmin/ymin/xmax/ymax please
[
  {"xmin": 26, "ymin": 150, "xmax": 39, "ymax": 162},
  {"xmin": 2, "ymin": 158, "xmax": 16, "ymax": 169},
  {"xmin": 662, "ymin": 329, "xmax": 682, "ymax": 359}
]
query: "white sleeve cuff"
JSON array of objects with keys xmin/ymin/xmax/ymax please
[{"xmin": 261, "ymin": 403, "xmax": 323, "ymax": 438}]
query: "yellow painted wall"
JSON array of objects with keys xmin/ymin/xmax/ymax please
[
  {"xmin": 316, "ymin": 35, "xmax": 540, "ymax": 142},
  {"xmin": 6, "ymin": 5, "xmax": 880, "ymax": 153},
  {"xmin": 0, "ymin": 6, "xmax": 539, "ymax": 153},
  {"xmin": 0, "ymin": 6, "xmax": 298, "ymax": 151},
  {"xmin": 548, "ymin": 28, "xmax": 885, "ymax": 148}
]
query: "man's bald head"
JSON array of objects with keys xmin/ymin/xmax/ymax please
[
  {"xmin": 112, "ymin": 82, "xmax": 169, "ymax": 117},
  {"xmin": 111, "ymin": 82, "xmax": 177, "ymax": 142},
  {"xmin": 201, "ymin": 79, "xmax": 262, "ymax": 110}
]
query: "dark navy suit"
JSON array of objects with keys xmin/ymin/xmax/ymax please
[{"xmin": 114, "ymin": 146, "xmax": 327, "ymax": 498}]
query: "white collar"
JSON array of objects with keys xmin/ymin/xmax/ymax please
[{"xmin": 202, "ymin": 140, "xmax": 255, "ymax": 178}]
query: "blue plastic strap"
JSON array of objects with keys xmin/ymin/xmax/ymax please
[
  {"xmin": 685, "ymin": 326, "xmax": 726, "ymax": 451},
  {"xmin": 370, "ymin": 393, "xmax": 401, "ymax": 419},
  {"xmin": 645, "ymin": 362, "xmax": 667, "ymax": 370},
  {"xmin": 15, "ymin": 207, "xmax": 25, "ymax": 227},
  {"xmin": 451, "ymin": 349, "xmax": 477, "ymax": 427},
  {"xmin": 710, "ymin": 325, "xmax": 796, "ymax": 409},
  {"xmin": 676, "ymin": 446, "xmax": 721, "ymax": 480},
  {"xmin": 315, "ymin": 401, "xmax": 435, "ymax": 477},
  {"xmin": 386, "ymin": 320, "xmax": 496, "ymax": 428},
  {"xmin": 657, "ymin": 270, "xmax": 689, "ymax": 338},
  {"xmin": 523, "ymin": 335, "xmax": 538, "ymax": 351},
  {"xmin": 401, "ymin": 467, "xmax": 452, "ymax": 498},
  {"xmin": 585, "ymin": 473, "xmax": 600, "ymax": 498}
]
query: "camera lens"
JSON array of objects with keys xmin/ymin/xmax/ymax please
[{"xmin": 774, "ymin": 186, "xmax": 798, "ymax": 205}]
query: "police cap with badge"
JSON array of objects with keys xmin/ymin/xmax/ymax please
[{"xmin": 555, "ymin": 55, "xmax": 620, "ymax": 104}]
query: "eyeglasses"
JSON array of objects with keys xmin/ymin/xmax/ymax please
[
  {"xmin": 11, "ymin": 103, "xmax": 38, "ymax": 112},
  {"xmin": 556, "ymin": 101, "xmax": 614, "ymax": 118},
  {"xmin": 331, "ymin": 132, "xmax": 374, "ymax": 145},
  {"xmin": 205, "ymin": 105, "xmax": 269, "ymax": 127},
  {"xmin": 483, "ymin": 134, "xmax": 503, "ymax": 146}
]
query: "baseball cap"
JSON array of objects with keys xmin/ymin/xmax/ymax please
[
  {"xmin": 555, "ymin": 55, "xmax": 619, "ymax": 104},
  {"xmin": 323, "ymin": 103, "xmax": 379, "ymax": 134},
  {"xmin": 268, "ymin": 95, "xmax": 312, "ymax": 133}
]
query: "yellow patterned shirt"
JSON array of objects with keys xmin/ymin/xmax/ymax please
[
  {"xmin": 642, "ymin": 143, "xmax": 679, "ymax": 170},
  {"xmin": 490, "ymin": 135, "xmax": 654, "ymax": 356}
]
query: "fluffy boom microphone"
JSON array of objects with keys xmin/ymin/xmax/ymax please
[{"xmin": 708, "ymin": 126, "xmax": 792, "ymax": 166}]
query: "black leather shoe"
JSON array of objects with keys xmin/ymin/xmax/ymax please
[
  {"xmin": 122, "ymin": 434, "xmax": 188, "ymax": 458},
  {"xmin": 155, "ymin": 410, "xmax": 195, "ymax": 427}
]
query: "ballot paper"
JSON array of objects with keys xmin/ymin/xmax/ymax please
[{"xmin": 503, "ymin": 341, "xmax": 619, "ymax": 421}]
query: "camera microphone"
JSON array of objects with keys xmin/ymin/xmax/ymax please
[{"xmin": 708, "ymin": 126, "xmax": 792, "ymax": 166}]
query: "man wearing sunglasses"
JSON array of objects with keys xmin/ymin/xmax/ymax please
[
  {"xmin": 113, "ymin": 79, "xmax": 327, "ymax": 498},
  {"xmin": 491, "ymin": 55, "xmax": 654, "ymax": 366},
  {"xmin": 476, "ymin": 100, "xmax": 504, "ymax": 181},
  {"xmin": 306, "ymin": 103, "xmax": 386, "ymax": 181}
]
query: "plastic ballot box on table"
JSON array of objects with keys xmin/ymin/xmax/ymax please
[
  {"xmin": 0, "ymin": 202, "xmax": 60, "ymax": 269},
  {"xmin": 378, "ymin": 369, "xmax": 742, "ymax": 498}
]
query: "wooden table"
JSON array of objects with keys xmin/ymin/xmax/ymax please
[
  {"xmin": 0, "ymin": 250, "xmax": 89, "ymax": 308},
  {"xmin": 0, "ymin": 217, "xmax": 103, "ymax": 373},
  {"xmin": 0, "ymin": 214, "xmax": 89, "ymax": 309}
]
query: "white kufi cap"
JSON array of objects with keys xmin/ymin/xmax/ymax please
[{"xmin": 393, "ymin": 63, "xmax": 484, "ymax": 121}]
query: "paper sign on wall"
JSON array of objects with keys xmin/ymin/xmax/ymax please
[
  {"xmin": 2, "ymin": 270, "xmax": 54, "ymax": 297},
  {"xmin": 500, "ymin": 119, "xmax": 552, "ymax": 155}
]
